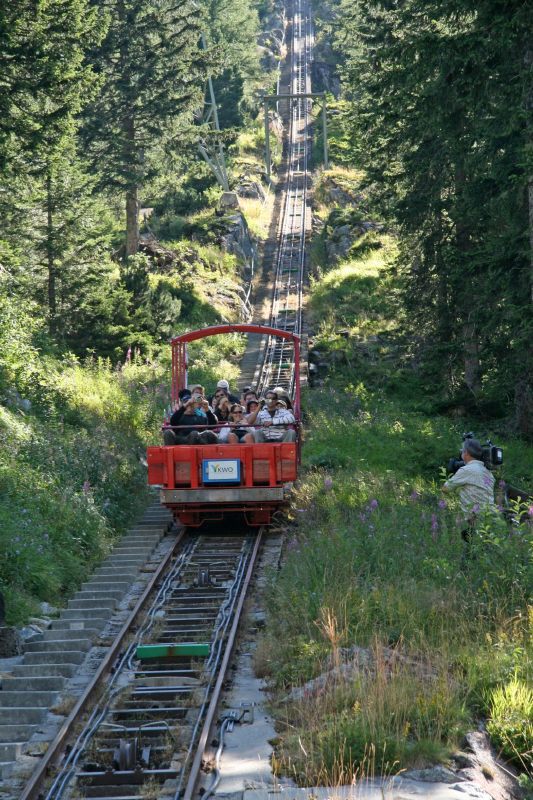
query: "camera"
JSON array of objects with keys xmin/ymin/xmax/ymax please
[{"xmin": 447, "ymin": 431, "xmax": 503, "ymax": 474}]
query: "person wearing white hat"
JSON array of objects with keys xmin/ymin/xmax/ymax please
[{"xmin": 211, "ymin": 379, "xmax": 239, "ymax": 404}]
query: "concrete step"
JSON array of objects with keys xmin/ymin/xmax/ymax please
[
  {"xmin": 67, "ymin": 598, "xmax": 117, "ymax": 610},
  {"xmin": 112, "ymin": 545, "xmax": 154, "ymax": 554},
  {"xmin": 71, "ymin": 590, "xmax": 125, "ymax": 602},
  {"xmin": 0, "ymin": 760, "xmax": 14, "ymax": 779},
  {"xmin": 93, "ymin": 569, "xmax": 137, "ymax": 579},
  {"xmin": 2, "ymin": 676, "xmax": 66, "ymax": 692},
  {"xmin": 119, "ymin": 534, "xmax": 161, "ymax": 542},
  {"xmin": 23, "ymin": 650, "xmax": 86, "ymax": 665},
  {"xmin": 81, "ymin": 580, "xmax": 132, "ymax": 592},
  {"xmin": 101, "ymin": 555, "xmax": 148, "ymax": 565},
  {"xmin": 0, "ymin": 707, "xmax": 46, "ymax": 724},
  {"xmin": 42, "ymin": 628, "xmax": 100, "ymax": 642},
  {"xmin": 0, "ymin": 724, "xmax": 40, "ymax": 742},
  {"xmin": 0, "ymin": 691, "xmax": 60, "ymax": 708},
  {"xmin": 60, "ymin": 609, "xmax": 111, "ymax": 621},
  {"xmin": 0, "ymin": 742, "xmax": 22, "ymax": 760},
  {"xmin": 24, "ymin": 638, "xmax": 92, "ymax": 653},
  {"xmin": 49, "ymin": 619, "xmax": 106, "ymax": 632},
  {"xmin": 13, "ymin": 664, "xmax": 77, "ymax": 679}
]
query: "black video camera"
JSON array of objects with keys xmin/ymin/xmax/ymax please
[{"xmin": 447, "ymin": 431, "xmax": 503, "ymax": 475}]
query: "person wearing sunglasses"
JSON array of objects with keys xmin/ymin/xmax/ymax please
[{"xmin": 226, "ymin": 404, "xmax": 254, "ymax": 444}]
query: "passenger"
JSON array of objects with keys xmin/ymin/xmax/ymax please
[
  {"xmin": 254, "ymin": 391, "xmax": 296, "ymax": 442},
  {"xmin": 212, "ymin": 379, "xmax": 239, "ymax": 404},
  {"xmin": 227, "ymin": 404, "xmax": 254, "ymax": 444},
  {"xmin": 273, "ymin": 385, "xmax": 293, "ymax": 410},
  {"xmin": 245, "ymin": 398, "xmax": 261, "ymax": 425},
  {"xmin": 213, "ymin": 393, "xmax": 231, "ymax": 422},
  {"xmin": 163, "ymin": 390, "xmax": 218, "ymax": 445},
  {"xmin": 242, "ymin": 389, "xmax": 259, "ymax": 406}
]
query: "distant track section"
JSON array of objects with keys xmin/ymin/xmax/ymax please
[{"xmin": 256, "ymin": 0, "xmax": 313, "ymax": 398}]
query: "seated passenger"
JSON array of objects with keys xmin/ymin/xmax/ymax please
[
  {"xmin": 253, "ymin": 391, "xmax": 296, "ymax": 442},
  {"xmin": 273, "ymin": 385, "xmax": 293, "ymax": 410},
  {"xmin": 213, "ymin": 393, "xmax": 231, "ymax": 422},
  {"xmin": 242, "ymin": 389, "xmax": 259, "ymax": 406},
  {"xmin": 245, "ymin": 398, "xmax": 260, "ymax": 425},
  {"xmin": 211, "ymin": 379, "xmax": 239, "ymax": 405},
  {"xmin": 226, "ymin": 404, "xmax": 254, "ymax": 444},
  {"xmin": 163, "ymin": 391, "xmax": 218, "ymax": 445}
]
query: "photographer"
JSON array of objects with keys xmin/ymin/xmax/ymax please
[
  {"xmin": 442, "ymin": 438, "xmax": 496, "ymax": 541},
  {"xmin": 163, "ymin": 390, "xmax": 218, "ymax": 445}
]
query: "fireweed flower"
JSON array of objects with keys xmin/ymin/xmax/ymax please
[
  {"xmin": 472, "ymin": 503, "xmax": 480, "ymax": 514},
  {"xmin": 324, "ymin": 476, "xmax": 333, "ymax": 491},
  {"xmin": 369, "ymin": 499, "xmax": 379, "ymax": 511},
  {"xmin": 528, "ymin": 506, "xmax": 533, "ymax": 517},
  {"xmin": 483, "ymin": 474, "xmax": 493, "ymax": 487},
  {"xmin": 410, "ymin": 491, "xmax": 421, "ymax": 502},
  {"xmin": 438, "ymin": 499, "xmax": 447, "ymax": 510}
]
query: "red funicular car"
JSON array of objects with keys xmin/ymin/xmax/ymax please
[{"xmin": 147, "ymin": 324, "xmax": 301, "ymax": 527}]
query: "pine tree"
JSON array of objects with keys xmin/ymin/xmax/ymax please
[
  {"xmin": 0, "ymin": 0, "xmax": 101, "ymax": 174},
  {"xmin": 82, "ymin": 0, "xmax": 209, "ymax": 256},
  {"xmin": 336, "ymin": 0, "xmax": 532, "ymax": 429}
]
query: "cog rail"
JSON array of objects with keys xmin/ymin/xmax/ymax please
[{"xmin": 20, "ymin": 530, "xmax": 262, "ymax": 800}]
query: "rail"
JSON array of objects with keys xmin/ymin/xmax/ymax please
[
  {"xmin": 256, "ymin": 0, "xmax": 313, "ymax": 400},
  {"xmin": 20, "ymin": 531, "xmax": 263, "ymax": 800}
]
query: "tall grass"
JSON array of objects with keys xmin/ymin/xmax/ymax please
[{"xmin": 261, "ymin": 173, "xmax": 533, "ymax": 782}]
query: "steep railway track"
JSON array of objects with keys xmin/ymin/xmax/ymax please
[
  {"xmin": 19, "ymin": 530, "xmax": 262, "ymax": 800},
  {"xmin": 255, "ymin": 0, "xmax": 313, "ymax": 397},
  {"xmin": 5, "ymin": 1, "xmax": 315, "ymax": 797}
]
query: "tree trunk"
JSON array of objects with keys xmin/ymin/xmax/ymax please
[
  {"xmin": 123, "ymin": 111, "xmax": 139, "ymax": 257},
  {"xmin": 463, "ymin": 318, "xmax": 481, "ymax": 396},
  {"xmin": 515, "ymin": 46, "xmax": 533, "ymax": 439},
  {"xmin": 46, "ymin": 170, "xmax": 57, "ymax": 334},
  {"xmin": 125, "ymin": 185, "xmax": 139, "ymax": 257},
  {"xmin": 455, "ymin": 154, "xmax": 481, "ymax": 396}
]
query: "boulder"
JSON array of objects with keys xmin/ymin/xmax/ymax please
[
  {"xmin": 0, "ymin": 626, "xmax": 22, "ymax": 657},
  {"xmin": 218, "ymin": 192, "xmax": 240, "ymax": 214}
]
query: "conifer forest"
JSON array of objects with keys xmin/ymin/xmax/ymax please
[{"xmin": 0, "ymin": 0, "xmax": 532, "ymax": 794}]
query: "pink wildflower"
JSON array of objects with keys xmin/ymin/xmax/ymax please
[
  {"xmin": 324, "ymin": 476, "xmax": 333, "ymax": 491},
  {"xmin": 528, "ymin": 506, "xmax": 533, "ymax": 517},
  {"xmin": 431, "ymin": 513, "xmax": 438, "ymax": 541},
  {"xmin": 438, "ymin": 499, "xmax": 447, "ymax": 510},
  {"xmin": 369, "ymin": 499, "xmax": 379, "ymax": 511},
  {"xmin": 410, "ymin": 490, "xmax": 421, "ymax": 502}
]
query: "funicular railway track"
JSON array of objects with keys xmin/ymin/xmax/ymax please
[
  {"xmin": 256, "ymin": 0, "xmax": 313, "ymax": 397},
  {"xmin": 20, "ymin": 530, "xmax": 262, "ymax": 800},
  {"xmin": 14, "ymin": 1, "xmax": 314, "ymax": 798}
]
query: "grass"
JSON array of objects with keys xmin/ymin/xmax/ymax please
[
  {"xmin": 1, "ymin": 315, "xmax": 246, "ymax": 623},
  {"xmin": 261, "ymin": 168, "xmax": 533, "ymax": 784}
]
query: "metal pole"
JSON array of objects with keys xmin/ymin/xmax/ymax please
[
  {"xmin": 322, "ymin": 95, "xmax": 328, "ymax": 169},
  {"xmin": 264, "ymin": 99, "xmax": 271, "ymax": 184}
]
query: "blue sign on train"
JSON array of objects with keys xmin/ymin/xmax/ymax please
[{"xmin": 202, "ymin": 459, "xmax": 241, "ymax": 484}]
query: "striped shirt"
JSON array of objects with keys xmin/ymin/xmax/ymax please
[{"xmin": 256, "ymin": 407, "xmax": 295, "ymax": 440}]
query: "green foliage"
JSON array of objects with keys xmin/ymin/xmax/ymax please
[
  {"xmin": 0, "ymin": 357, "xmax": 166, "ymax": 623},
  {"xmin": 330, "ymin": 0, "xmax": 533, "ymax": 432},
  {"xmin": 487, "ymin": 678, "xmax": 533, "ymax": 768}
]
